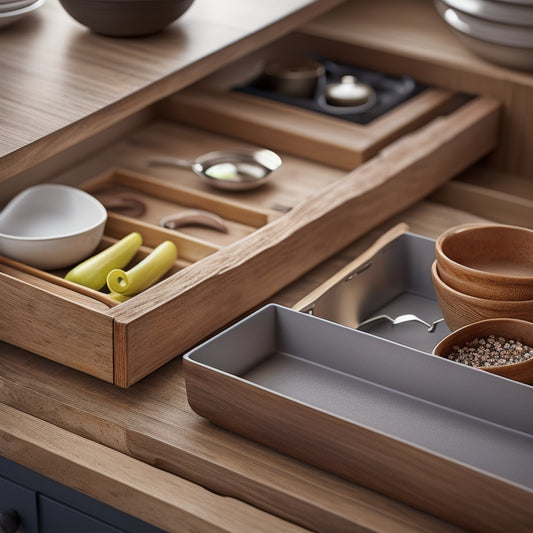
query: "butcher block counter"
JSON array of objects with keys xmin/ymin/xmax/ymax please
[{"xmin": 1, "ymin": 0, "xmax": 532, "ymax": 532}]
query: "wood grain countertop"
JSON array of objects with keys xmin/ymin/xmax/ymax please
[
  {"xmin": 0, "ymin": 0, "xmax": 532, "ymax": 531},
  {"xmin": 0, "ymin": 0, "xmax": 345, "ymax": 182}
]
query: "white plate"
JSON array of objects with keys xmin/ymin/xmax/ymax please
[
  {"xmin": 0, "ymin": 0, "xmax": 44, "ymax": 28},
  {"xmin": 441, "ymin": 0, "xmax": 533, "ymax": 26},
  {"xmin": 0, "ymin": 0, "xmax": 37, "ymax": 13},
  {"xmin": 435, "ymin": 0, "xmax": 533, "ymax": 48}
]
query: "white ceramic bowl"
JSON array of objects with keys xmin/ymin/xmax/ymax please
[
  {"xmin": 440, "ymin": 0, "xmax": 533, "ymax": 26},
  {"xmin": 0, "ymin": 184, "xmax": 107, "ymax": 270},
  {"xmin": 0, "ymin": 0, "xmax": 44, "ymax": 27},
  {"xmin": 0, "ymin": 0, "xmax": 38, "ymax": 14},
  {"xmin": 435, "ymin": 0, "xmax": 533, "ymax": 71}
]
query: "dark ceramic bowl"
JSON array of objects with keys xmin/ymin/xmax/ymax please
[{"xmin": 58, "ymin": 0, "xmax": 194, "ymax": 37}]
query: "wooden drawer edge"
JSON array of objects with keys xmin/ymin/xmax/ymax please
[
  {"xmin": 430, "ymin": 180, "xmax": 533, "ymax": 229},
  {"xmin": 0, "ymin": 404, "xmax": 306, "ymax": 533},
  {"xmin": 0, "ymin": 273, "xmax": 114, "ymax": 382},
  {"xmin": 160, "ymin": 84, "xmax": 463, "ymax": 171},
  {"xmin": 112, "ymin": 95, "xmax": 501, "ymax": 387}
]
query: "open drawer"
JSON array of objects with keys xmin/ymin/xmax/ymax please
[{"xmin": 0, "ymin": 34, "xmax": 501, "ymax": 387}]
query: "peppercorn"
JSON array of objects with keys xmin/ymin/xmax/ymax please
[{"xmin": 446, "ymin": 335, "xmax": 533, "ymax": 368}]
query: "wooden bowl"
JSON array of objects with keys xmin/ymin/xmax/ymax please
[
  {"xmin": 433, "ymin": 318, "xmax": 533, "ymax": 384},
  {"xmin": 58, "ymin": 0, "xmax": 194, "ymax": 37},
  {"xmin": 431, "ymin": 261, "xmax": 533, "ymax": 330},
  {"xmin": 435, "ymin": 223, "xmax": 533, "ymax": 300}
]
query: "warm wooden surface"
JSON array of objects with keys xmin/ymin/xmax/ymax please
[
  {"xmin": 111, "ymin": 95, "xmax": 499, "ymax": 386},
  {"xmin": 300, "ymin": 0, "xmax": 533, "ymax": 177},
  {"xmin": 0, "ymin": 404, "xmax": 310, "ymax": 533},
  {"xmin": 0, "ymin": 0, "xmax": 346, "ymax": 181},
  {"xmin": 162, "ymin": 85, "xmax": 459, "ymax": 169},
  {"xmin": 0, "ymin": 200, "xmax": 493, "ymax": 533},
  {"xmin": 430, "ymin": 164, "xmax": 533, "ymax": 229},
  {"xmin": 0, "ymin": 1, "xmax": 531, "ymax": 530},
  {"xmin": 1, "ymin": 142, "xmax": 527, "ymax": 530},
  {"xmin": 0, "ymin": 76, "xmax": 499, "ymax": 387},
  {"xmin": 0, "ymin": 268, "xmax": 115, "ymax": 380}
]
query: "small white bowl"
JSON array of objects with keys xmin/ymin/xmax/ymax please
[{"xmin": 0, "ymin": 184, "xmax": 107, "ymax": 270}]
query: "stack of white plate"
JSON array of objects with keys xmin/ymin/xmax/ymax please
[
  {"xmin": 434, "ymin": 0, "xmax": 533, "ymax": 71},
  {"xmin": 0, "ymin": 0, "xmax": 45, "ymax": 28}
]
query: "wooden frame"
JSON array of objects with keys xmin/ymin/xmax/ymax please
[{"xmin": 0, "ymin": 38, "xmax": 501, "ymax": 387}]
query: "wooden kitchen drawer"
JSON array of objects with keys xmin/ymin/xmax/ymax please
[{"xmin": 0, "ymin": 35, "xmax": 501, "ymax": 387}]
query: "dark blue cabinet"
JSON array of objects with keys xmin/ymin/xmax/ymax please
[
  {"xmin": 39, "ymin": 496, "xmax": 123, "ymax": 533},
  {"xmin": 0, "ymin": 457, "xmax": 166, "ymax": 533},
  {"xmin": 0, "ymin": 475, "xmax": 38, "ymax": 533}
]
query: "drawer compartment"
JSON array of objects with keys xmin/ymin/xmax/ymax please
[
  {"xmin": 293, "ymin": 228, "xmax": 452, "ymax": 354},
  {"xmin": 0, "ymin": 34, "xmax": 500, "ymax": 387}
]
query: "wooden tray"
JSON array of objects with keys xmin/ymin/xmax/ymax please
[
  {"xmin": 183, "ymin": 303, "xmax": 533, "ymax": 532},
  {"xmin": 0, "ymin": 168, "xmax": 274, "ymax": 384},
  {"xmin": 0, "ymin": 36, "xmax": 501, "ymax": 387},
  {"xmin": 163, "ymin": 32, "xmax": 469, "ymax": 170}
]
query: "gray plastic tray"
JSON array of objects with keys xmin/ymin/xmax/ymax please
[
  {"xmin": 297, "ymin": 231, "xmax": 451, "ymax": 353},
  {"xmin": 184, "ymin": 306, "xmax": 533, "ymax": 531}
]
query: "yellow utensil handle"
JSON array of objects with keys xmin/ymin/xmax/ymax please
[
  {"xmin": 106, "ymin": 240, "xmax": 178, "ymax": 296},
  {"xmin": 65, "ymin": 232, "xmax": 142, "ymax": 290}
]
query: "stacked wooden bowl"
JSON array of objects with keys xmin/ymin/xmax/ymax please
[{"xmin": 431, "ymin": 223, "xmax": 533, "ymax": 331}]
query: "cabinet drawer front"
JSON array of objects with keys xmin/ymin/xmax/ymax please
[
  {"xmin": 39, "ymin": 495, "xmax": 124, "ymax": 533},
  {"xmin": 0, "ymin": 475, "xmax": 38, "ymax": 533}
]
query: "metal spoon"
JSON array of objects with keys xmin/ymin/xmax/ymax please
[
  {"xmin": 148, "ymin": 148, "xmax": 282, "ymax": 191},
  {"xmin": 357, "ymin": 314, "xmax": 445, "ymax": 333}
]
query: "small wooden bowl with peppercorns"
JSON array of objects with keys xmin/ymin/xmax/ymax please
[{"xmin": 433, "ymin": 318, "xmax": 533, "ymax": 384}]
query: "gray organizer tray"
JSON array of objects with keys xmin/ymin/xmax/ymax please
[
  {"xmin": 297, "ymin": 231, "xmax": 451, "ymax": 353},
  {"xmin": 183, "ymin": 304, "xmax": 533, "ymax": 531}
]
